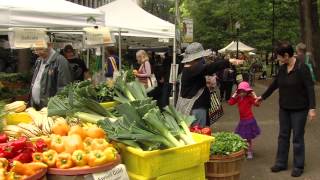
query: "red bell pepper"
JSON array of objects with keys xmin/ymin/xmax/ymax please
[
  {"xmin": 201, "ymin": 127, "xmax": 212, "ymax": 136},
  {"xmin": 35, "ymin": 139, "xmax": 48, "ymax": 152},
  {"xmin": 0, "ymin": 136, "xmax": 28, "ymax": 159},
  {"xmin": 0, "ymin": 134, "xmax": 8, "ymax": 144},
  {"xmin": 12, "ymin": 148, "xmax": 33, "ymax": 163}
]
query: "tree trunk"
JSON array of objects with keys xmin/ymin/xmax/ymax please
[
  {"xmin": 299, "ymin": 0, "xmax": 306, "ymax": 42},
  {"xmin": 299, "ymin": 0, "xmax": 320, "ymax": 80},
  {"xmin": 310, "ymin": 0, "xmax": 320, "ymax": 80}
]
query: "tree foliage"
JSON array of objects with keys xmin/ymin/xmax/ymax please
[
  {"xmin": 141, "ymin": 0, "xmax": 302, "ymax": 53},
  {"xmin": 181, "ymin": 0, "xmax": 300, "ymax": 52}
]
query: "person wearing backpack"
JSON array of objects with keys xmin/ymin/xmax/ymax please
[
  {"xmin": 105, "ymin": 47, "xmax": 119, "ymax": 79},
  {"xmin": 257, "ymin": 42, "xmax": 316, "ymax": 177},
  {"xmin": 217, "ymin": 64, "xmax": 236, "ymax": 102},
  {"xmin": 296, "ymin": 43, "xmax": 316, "ymax": 82}
]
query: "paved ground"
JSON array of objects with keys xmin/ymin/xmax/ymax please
[{"xmin": 212, "ymin": 79, "xmax": 320, "ymax": 180}]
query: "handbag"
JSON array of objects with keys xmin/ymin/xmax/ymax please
[
  {"xmin": 147, "ymin": 73, "xmax": 158, "ymax": 89},
  {"xmin": 208, "ymin": 90, "xmax": 224, "ymax": 125}
]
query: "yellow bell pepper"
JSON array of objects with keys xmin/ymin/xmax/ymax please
[
  {"xmin": 71, "ymin": 150, "xmax": 87, "ymax": 167},
  {"xmin": 0, "ymin": 158, "xmax": 8, "ymax": 169},
  {"xmin": 91, "ymin": 139, "xmax": 109, "ymax": 151},
  {"xmin": 87, "ymin": 150, "xmax": 109, "ymax": 167},
  {"xmin": 32, "ymin": 153, "xmax": 44, "ymax": 162},
  {"xmin": 56, "ymin": 153, "xmax": 73, "ymax": 169},
  {"xmin": 83, "ymin": 137, "xmax": 93, "ymax": 152},
  {"xmin": 103, "ymin": 148, "xmax": 117, "ymax": 163},
  {"xmin": 50, "ymin": 135, "xmax": 65, "ymax": 153},
  {"xmin": 43, "ymin": 150, "xmax": 58, "ymax": 167},
  {"xmin": 0, "ymin": 168, "xmax": 5, "ymax": 180}
]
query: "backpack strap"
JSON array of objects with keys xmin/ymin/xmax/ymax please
[{"xmin": 109, "ymin": 57, "xmax": 118, "ymax": 72}]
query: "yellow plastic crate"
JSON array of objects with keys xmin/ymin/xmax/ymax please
[
  {"xmin": 120, "ymin": 133, "xmax": 214, "ymax": 178},
  {"xmin": 128, "ymin": 164, "xmax": 205, "ymax": 180}
]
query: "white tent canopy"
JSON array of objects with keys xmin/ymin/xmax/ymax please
[
  {"xmin": 98, "ymin": 0, "xmax": 175, "ymax": 38},
  {"xmin": 0, "ymin": 0, "xmax": 104, "ymax": 28},
  {"xmin": 218, "ymin": 41, "xmax": 255, "ymax": 53}
]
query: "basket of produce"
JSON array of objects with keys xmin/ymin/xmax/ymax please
[
  {"xmin": 0, "ymin": 134, "xmax": 48, "ymax": 180},
  {"xmin": 121, "ymin": 133, "xmax": 213, "ymax": 179},
  {"xmin": 206, "ymin": 132, "xmax": 247, "ymax": 180}
]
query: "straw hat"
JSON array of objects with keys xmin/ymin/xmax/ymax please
[{"xmin": 181, "ymin": 42, "xmax": 212, "ymax": 63}]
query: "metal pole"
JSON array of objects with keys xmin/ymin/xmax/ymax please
[
  {"xmin": 118, "ymin": 29, "xmax": 122, "ymax": 71},
  {"xmin": 102, "ymin": 45, "xmax": 105, "ymax": 79},
  {"xmin": 86, "ymin": 49, "xmax": 90, "ymax": 70},
  {"xmin": 172, "ymin": 0, "xmax": 179, "ymax": 105},
  {"xmin": 236, "ymin": 28, "xmax": 239, "ymax": 59},
  {"xmin": 271, "ymin": 0, "xmax": 275, "ymax": 76}
]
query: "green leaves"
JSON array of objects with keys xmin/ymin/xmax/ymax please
[
  {"xmin": 211, "ymin": 132, "xmax": 248, "ymax": 156},
  {"xmin": 181, "ymin": 0, "xmax": 300, "ymax": 52}
]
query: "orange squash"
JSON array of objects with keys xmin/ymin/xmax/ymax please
[{"xmin": 85, "ymin": 127, "xmax": 105, "ymax": 139}]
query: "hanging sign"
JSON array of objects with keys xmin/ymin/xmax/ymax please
[
  {"xmin": 91, "ymin": 164, "xmax": 129, "ymax": 180},
  {"xmin": 84, "ymin": 27, "xmax": 114, "ymax": 46},
  {"xmin": 8, "ymin": 28, "xmax": 47, "ymax": 49},
  {"xmin": 182, "ymin": 18, "xmax": 193, "ymax": 43}
]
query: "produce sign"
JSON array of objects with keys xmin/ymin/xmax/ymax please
[
  {"xmin": 8, "ymin": 28, "xmax": 47, "ymax": 49},
  {"xmin": 211, "ymin": 132, "xmax": 248, "ymax": 156},
  {"xmin": 92, "ymin": 164, "xmax": 129, "ymax": 180},
  {"xmin": 83, "ymin": 27, "xmax": 114, "ymax": 46}
]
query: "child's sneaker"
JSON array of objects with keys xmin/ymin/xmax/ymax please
[{"xmin": 247, "ymin": 151, "xmax": 253, "ymax": 160}]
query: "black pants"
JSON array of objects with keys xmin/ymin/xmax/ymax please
[
  {"xmin": 276, "ymin": 108, "xmax": 308, "ymax": 169},
  {"xmin": 219, "ymin": 81, "xmax": 233, "ymax": 101}
]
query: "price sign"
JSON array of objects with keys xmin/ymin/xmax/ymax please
[
  {"xmin": 92, "ymin": 164, "xmax": 129, "ymax": 180},
  {"xmin": 8, "ymin": 28, "xmax": 47, "ymax": 49},
  {"xmin": 84, "ymin": 27, "xmax": 114, "ymax": 46}
]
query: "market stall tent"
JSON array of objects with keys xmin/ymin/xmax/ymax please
[
  {"xmin": 218, "ymin": 41, "xmax": 255, "ymax": 53},
  {"xmin": 0, "ymin": 0, "xmax": 104, "ymax": 28},
  {"xmin": 98, "ymin": 0, "xmax": 175, "ymax": 38}
]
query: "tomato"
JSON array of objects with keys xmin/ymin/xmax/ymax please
[{"xmin": 201, "ymin": 127, "xmax": 212, "ymax": 136}]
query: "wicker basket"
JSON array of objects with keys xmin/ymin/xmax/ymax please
[{"xmin": 206, "ymin": 150, "xmax": 245, "ymax": 180}]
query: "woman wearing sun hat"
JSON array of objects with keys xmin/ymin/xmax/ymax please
[{"xmin": 176, "ymin": 42, "xmax": 243, "ymax": 127}]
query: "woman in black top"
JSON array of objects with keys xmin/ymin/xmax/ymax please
[
  {"xmin": 176, "ymin": 42, "xmax": 242, "ymax": 127},
  {"xmin": 257, "ymin": 42, "xmax": 316, "ymax": 177}
]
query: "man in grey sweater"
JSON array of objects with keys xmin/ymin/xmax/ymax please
[{"xmin": 30, "ymin": 45, "xmax": 72, "ymax": 109}]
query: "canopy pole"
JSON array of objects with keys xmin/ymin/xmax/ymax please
[
  {"xmin": 102, "ymin": 45, "xmax": 105, "ymax": 81},
  {"xmin": 86, "ymin": 49, "xmax": 90, "ymax": 70},
  {"xmin": 172, "ymin": 0, "xmax": 179, "ymax": 106},
  {"xmin": 118, "ymin": 29, "xmax": 122, "ymax": 71},
  {"xmin": 172, "ymin": 36, "xmax": 177, "ymax": 105}
]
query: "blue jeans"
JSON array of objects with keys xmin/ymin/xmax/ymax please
[
  {"xmin": 191, "ymin": 108, "xmax": 207, "ymax": 128},
  {"xmin": 276, "ymin": 108, "xmax": 308, "ymax": 169}
]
